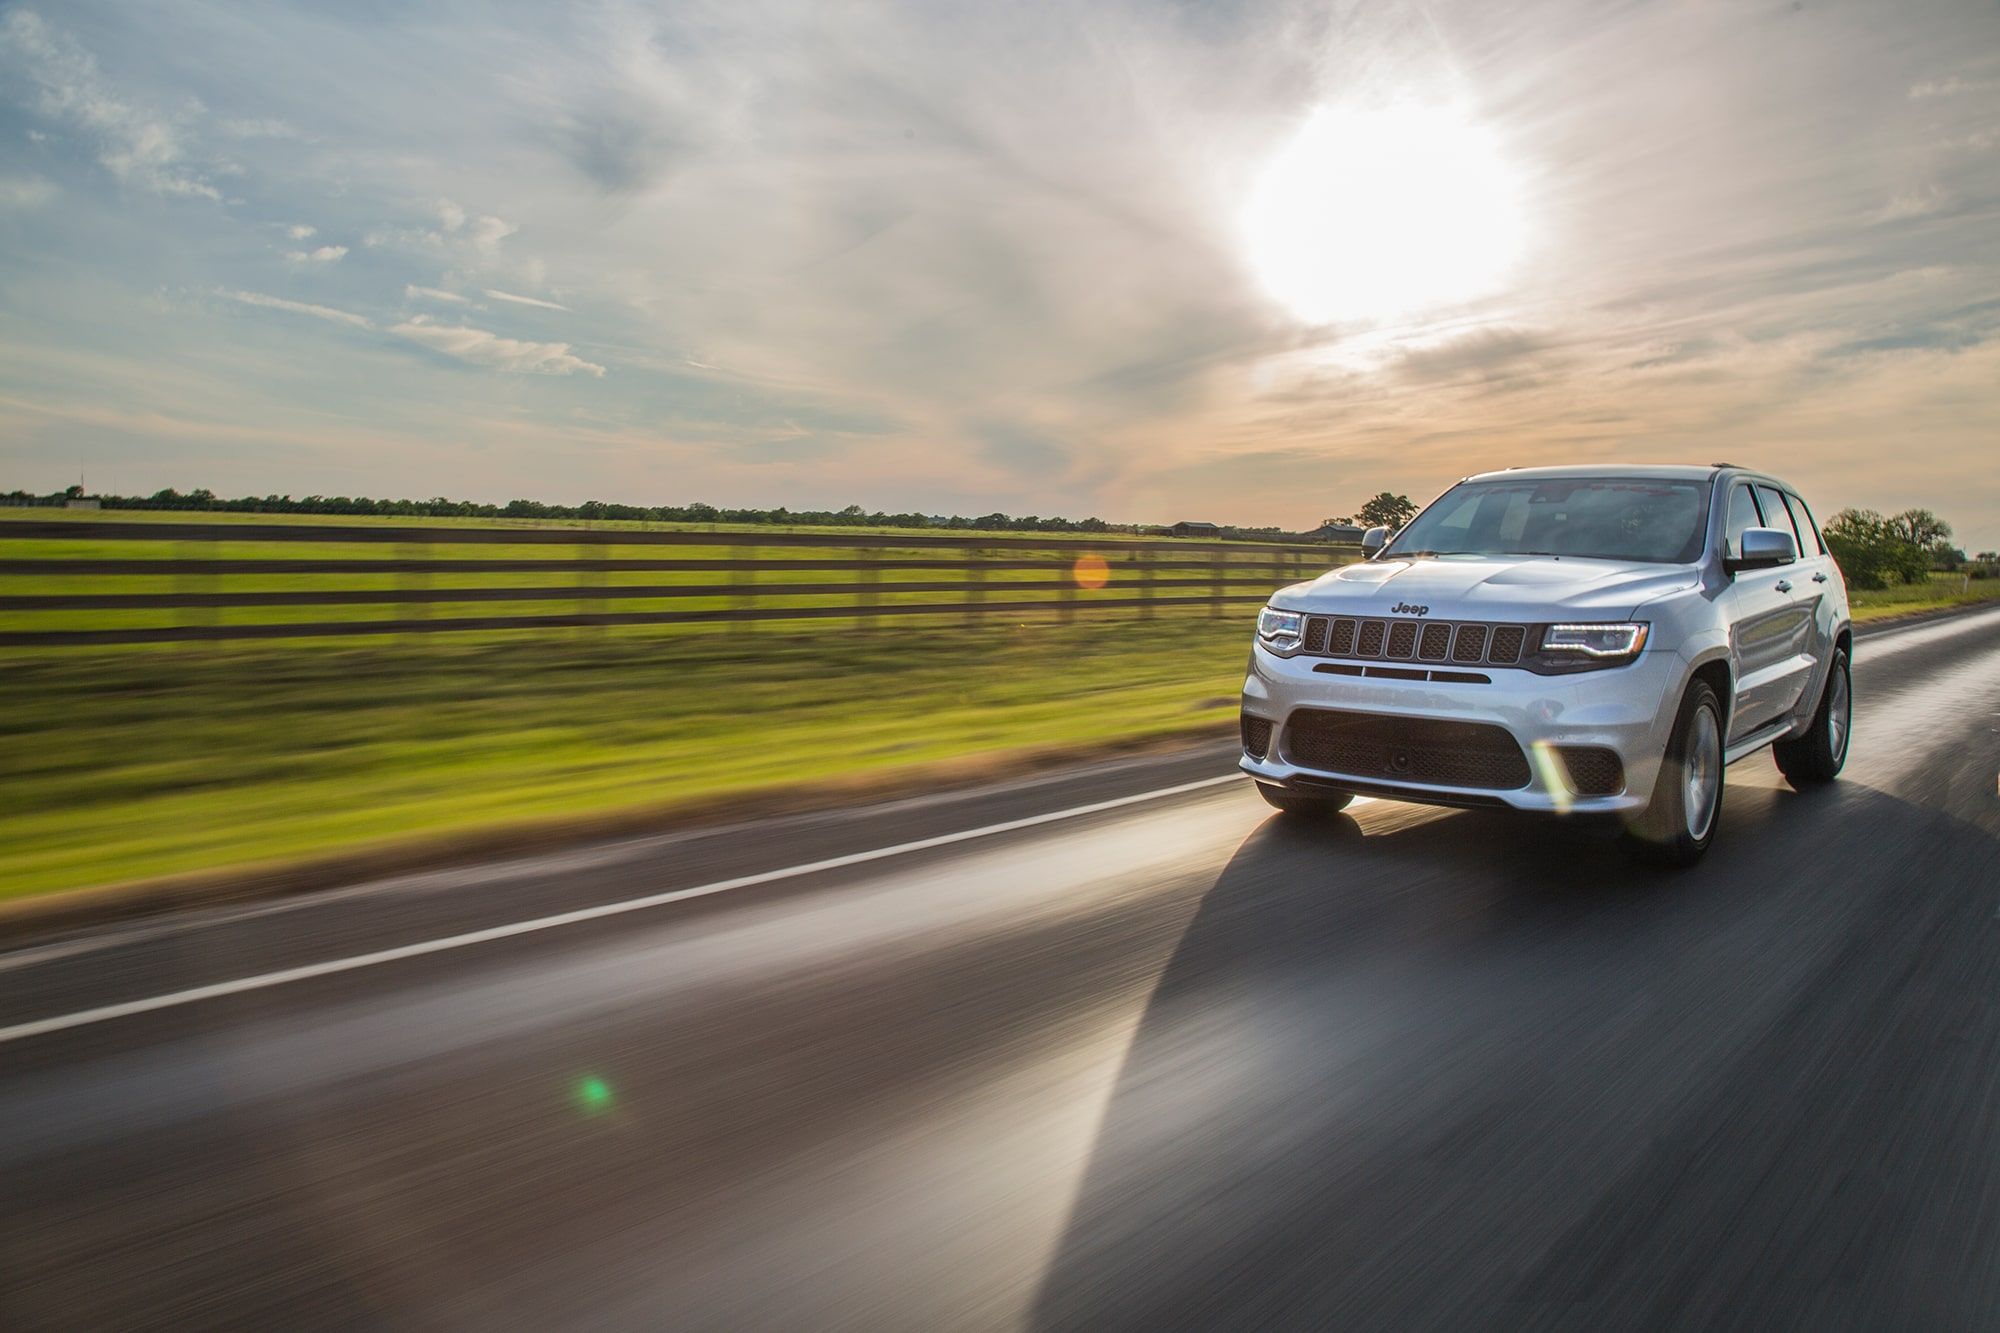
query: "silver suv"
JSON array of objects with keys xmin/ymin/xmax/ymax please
[{"xmin": 1240, "ymin": 465, "xmax": 1851, "ymax": 864}]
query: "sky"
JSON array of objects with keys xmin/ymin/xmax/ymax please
[{"xmin": 1, "ymin": 0, "xmax": 1997, "ymax": 547}]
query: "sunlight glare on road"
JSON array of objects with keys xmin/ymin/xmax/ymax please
[{"xmin": 1242, "ymin": 103, "xmax": 1528, "ymax": 326}]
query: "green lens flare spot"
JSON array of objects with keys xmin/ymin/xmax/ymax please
[{"xmin": 575, "ymin": 1075, "xmax": 614, "ymax": 1114}]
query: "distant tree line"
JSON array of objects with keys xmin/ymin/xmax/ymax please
[
  {"xmin": 7, "ymin": 485, "xmax": 1134, "ymax": 535},
  {"xmin": 1821, "ymin": 506, "xmax": 1982, "ymax": 590}
]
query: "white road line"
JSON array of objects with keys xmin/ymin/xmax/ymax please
[{"xmin": 0, "ymin": 774, "xmax": 1247, "ymax": 1046}]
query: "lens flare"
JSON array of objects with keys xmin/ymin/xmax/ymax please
[
  {"xmin": 575, "ymin": 1075, "xmax": 615, "ymax": 1114},
  {"xmin": 1528, "ymin": 741, "xmax": 1574, "ymax": 815},
  {"xmin": 1072, "ymin": 554, "xmax": 1110, "ymax": 590}
]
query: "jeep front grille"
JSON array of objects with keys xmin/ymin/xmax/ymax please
[
  {"xmin": 1302, "ymin": 616, "xmax": 1530, "ymax": 668},
  {"xmin": 1283, "ymin": 708, "xmax": 1532, "ymax": 790}
]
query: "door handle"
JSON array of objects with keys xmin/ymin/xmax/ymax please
[
  {"xmin": 1774, "ymin": 580, "xmax": 1793, "ymax": 593},
  {"xmin": 1812, "ymin": 572, "xmax": 1828, "ymax": 583}
]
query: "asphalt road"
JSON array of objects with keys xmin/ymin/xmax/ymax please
[{"xmin": 4, "ymin": 607, "xmax": 1999, "ymax": 1331}]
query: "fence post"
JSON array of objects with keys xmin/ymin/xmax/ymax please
[
  {"xmin": 734, "ymin": 543, "xmax": 756, "ymax": 636},
  {"xmin": 173, "ymin": 538, "xmax": 223, "ymax": 651},
  {"xmin": 1211, "ymin": 545, "xmax": 1225, "ymax": 618},
  {"xmin": 579, "ymin": 536, "xmax": 606, "ymax": 642},
  {"xmin": 965, "ymin": 546, "xmax": 985, "ymax": 630},
  {"xmin": 400, "ymin": 541, "xmax": 429, "ymax": 645},
  {"xmin": 1060, "ymin": 544, "xmax": 1075, "ymax": 626},
  {"xmin": 1140, "ymin": 549, "xmax": 1155, "ymax": 621},
  {"xmin": 175, "ymin": 539, "xmax": 198, "ymax": 651},
  {"xmin": 858, "ymin": 541, "xmax": 879, "ymax": 630}
]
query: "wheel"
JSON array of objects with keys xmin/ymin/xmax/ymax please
[
  {"xmin": 1622, "ymin": 678, "xmax": 1725, "ymax": 867},
  {"xmin": 1773, "ymin": 647, "xmax": 1850, "ymax": 788},
  {"xmin": 1256, "ymin": 783, "xmax": 1355, "ymax": 816}
]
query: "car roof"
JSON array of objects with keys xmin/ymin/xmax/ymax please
[{"xmin": 1458, "ymin": 463, "xmax": 1799, "ymax": 489}]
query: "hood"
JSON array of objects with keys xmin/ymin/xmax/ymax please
[{"xmin": 1271, "ymin": 556, "xmax": 1698, "ymax": 622}]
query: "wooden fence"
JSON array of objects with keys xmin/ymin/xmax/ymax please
[{"xmin": 0, "ymin": 520, "xmax": 1356, "ymax": 648}]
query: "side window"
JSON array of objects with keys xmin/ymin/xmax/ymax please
[
  {"xmin": 1783, "ymin": 492, "xmax": 1826, "ymax": 555},
  {"xmin": 1724, "ymin": 484, "xmax": 1762, "ymax": 560},
  {"xmin": 1756, "ymin": 484, "xmax": 1802, "ymax": 553}
]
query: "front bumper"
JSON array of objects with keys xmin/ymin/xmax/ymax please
[{"xmin": 1239, "ymin": 641, "xmax": 1688, "ymax": 815}]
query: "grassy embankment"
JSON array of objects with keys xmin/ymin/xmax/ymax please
[
  {"xmin": 2, "ymin": 508, "xmax": 1286, "ymax": 901},
  {"xmin": 1847, "ymin": 570, "xmax": 2000, "ymax": 623}
]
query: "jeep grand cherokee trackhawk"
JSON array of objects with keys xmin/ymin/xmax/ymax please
[{"xmin": 1240, "ymin": 465, "xmax": 1851, "ymax": 864}]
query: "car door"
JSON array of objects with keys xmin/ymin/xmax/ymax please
[
  {"xmin": 1778, "ymin": 488, "xmax": 1839, "ymax": 662},
  {"xmin": 1717, "ymin": 481, "xmax": 1811, "ymax": 739}
]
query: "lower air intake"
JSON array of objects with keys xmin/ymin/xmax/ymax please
[
  {"xmin": 1556, "ymin": 745, "xmax": 1625, "ymax": 796},
  {"xmin": 1241, "ymin": 714, "xmax": 1273, "ymax": 760},
  {"xmin": 1283, "ymin": 708, "xmax": 1531, "ymax": 790}
]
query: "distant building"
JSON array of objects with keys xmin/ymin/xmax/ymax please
[
  {"xmin": 1170, "ymin": 520, "xmax": 1221, "ymax": 538},
  {"xmin": 1309, "ymin": 521, "xmax": 1366, "ymax": 543},
  {"xmin": 65, "ymin": 497, "xmax": 101, "ymax": 510}
]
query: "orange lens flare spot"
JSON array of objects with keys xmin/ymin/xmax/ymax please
[{"xmin": 1072, "ymin": 554, "xmax": 1110, "ymax": 590}]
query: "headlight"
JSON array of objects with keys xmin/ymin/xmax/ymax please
[
  {"xmin": 1540, "ymin": 622, "xmax": 1650, "ymax": 659},
  {"xmin": 1257, "ymin": 606, "xmax": 1306, "ymax": 655}
]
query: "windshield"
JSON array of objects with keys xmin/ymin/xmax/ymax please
[{"xmin": 1383, "ymin": 477, "xmax": 1712, "ymax": 564}]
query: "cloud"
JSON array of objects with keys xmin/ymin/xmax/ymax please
[
  {"xmin": 1909, "ymin": 76, "xmax": 1992, "ymax": 100},
  {"xmin": 284, "ymin": 244, "xmax": 347, "ymax": 264},
  {"xmin": 406, "ymin": 284, "xmax": 470, "ymax": 304},
  {"xmin": 219, "ymin": 116, "xmax": 297, "ymax": 139},
  {"xmin": 429, "ymin": 198, "xmax": 513, "ymax": 254},
  {"xmin": 0, "ymin": 176, "xmax": 57, "ymax": 209},
  {"xmin": 366, "ymin": 199, "xmax": 517, "ymax": 263},
  {"xmin": 483, "ymin": 288, "xmax": 569, "ymax": 311},
  {"xmin": 466, "ymin": 215, "xmax": 516, "ymax": 256},
  {"xmin": 1879, "ymin": 187, "xmax": 1949, "ymax": 222},
  {"xmin": 973, "ymin": 420, "xmax": 1069, "ymax": 477},
  {"xmin": 0, "ymin": 10, "xmax": 218, "ymax": 200},
  {"xmin": 389, "ymin": 316, "xmax": 604, "ymax": 376},
  {"xmin": 223, "ymin": 290, "xmax": 373, "ymax": 329},
  {"xmin": 286, "ymin": 223, "xmax": 316, "ymax": 240}
]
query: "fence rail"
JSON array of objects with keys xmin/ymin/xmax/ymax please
[{"xmin": 1, "ymin": 520, "xmax": 1357, "ymax": 648}]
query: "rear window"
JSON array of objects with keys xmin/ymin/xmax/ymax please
[
  {"xmin": 1782, "ymin": 492, "xmax": 1825, "ymax": 555},
  {"xmin": 1755, "ymin": 484, "xmax": 1803, "ymax": 552}
]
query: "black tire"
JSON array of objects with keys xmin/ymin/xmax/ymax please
[
  {"xmin": 1256, "ymin": 783, "xmax": 1355, "ymax": 816},
  {"xmin": 1622, "ymin": 678, "xmax": 1726, "ymax": 867},
  {"xmin": 1773, "ymin": 647, "xmax": 1850, "ymax": 789}
]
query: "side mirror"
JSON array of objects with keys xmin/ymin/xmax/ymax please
[
  {"xmin": 1361, "ymin": 526, "xmax": 1389, "ymax": 556},
  {"xmin": 1728, "ymin": 526, "xmax": 1797, "ymax": 573}
]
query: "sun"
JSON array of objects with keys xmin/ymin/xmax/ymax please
[{"xmin": 1242, "ymin": 104, "xmax": 1528, "ymax": 326}]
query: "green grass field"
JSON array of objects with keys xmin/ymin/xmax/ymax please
[
  {"xmin": 1848, "ymin": 570, "xmax": 2000, "ymax": 622},
  {"xmin": 0, "ymin": 620, "xmax": 1256, "ymax": 902}
]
